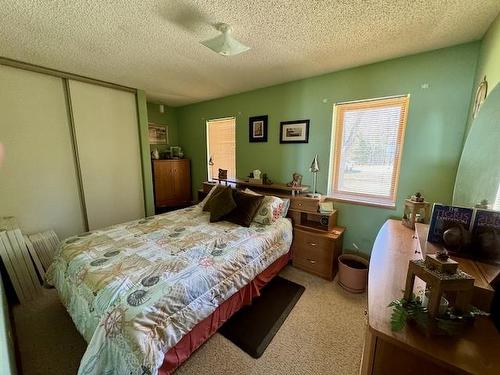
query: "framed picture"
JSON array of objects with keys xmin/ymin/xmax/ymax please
[
  {"xmin": 249, "ymin": 115, "xmax": 268, "ymax": 142},
  {"xmin": 280, "ymin": 120, "xmax": 310, "ymax": 143},
  {"xmin": 149, "ymin": 124, "xmax": 168, "ymax": 144}
]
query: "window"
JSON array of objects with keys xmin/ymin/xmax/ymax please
[
  {"xmin": 206, "ymin": 117, "xmax": 236, "ymax": 180},
  {"xmin": 330, "ymin": 96, "xmax": 409, "ymax": 208}
]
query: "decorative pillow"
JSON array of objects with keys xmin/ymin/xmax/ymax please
[
  {"xmin": 243, "ymin": 188, "xmax": 261, "ymax": 196},
  {"xmin": 202, "ymin": 184, "xmax": 227, "ymax": 212},
  {"xmin": 207, "ymin": 186, "xmax": 236, "ymax": 222},
  {"xmin": 224, "ymin": 190, "xmax": 264, "ymax": 227},
  {"xmin": 253, "ymin": 195, "xmax": 285, "ymax": 225},
  {"xmin": 281, "ymin": 198, "xmax": 291, "ymax": 218}
]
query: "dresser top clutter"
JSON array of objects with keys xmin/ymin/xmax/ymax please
[{"xmin": 366, "ymin": 219, "xmax": 500, "ymax": 375}]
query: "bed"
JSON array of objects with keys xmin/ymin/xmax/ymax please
[{"xmin": 46, "ymin": 202, "xmax": 293, "ymax": 375}]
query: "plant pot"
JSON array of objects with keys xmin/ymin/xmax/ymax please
[{"xmin": 338, "ymin": 254, "xmax": 369, "ymax": 293}]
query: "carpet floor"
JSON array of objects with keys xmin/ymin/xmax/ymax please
[{"xmin": 12, "ymin": 266, "xmax": 367, "ymax": 375}]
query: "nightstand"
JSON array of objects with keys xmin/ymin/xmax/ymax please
[{"xmin": 288, "ymin": 198, "xmax": 345, "ymax": 280}]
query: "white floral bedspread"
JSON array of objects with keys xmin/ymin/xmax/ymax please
[{"xmin": 46, "ymin": 204, "xmax": 292, "ymax": 375}]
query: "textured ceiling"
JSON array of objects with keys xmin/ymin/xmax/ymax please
[{"xmin": 1, "ymin": 1, "xmax": 500, "ymax": 106}]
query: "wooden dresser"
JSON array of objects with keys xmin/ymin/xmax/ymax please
[
  {"xmin": 152, "ymin": 159, "xmax": 191, "ymax": 209},
  {"xmin": 361, "ymin": 220, "xmax": 500, "ymax": 375},
  {"xmin": 288, "ymin": 197, "xmax": 345, "ymax": 280}
]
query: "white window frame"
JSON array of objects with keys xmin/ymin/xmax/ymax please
[
  {"xmin": 206, "ymin": 117, "xmax": 236, "ymax": 181},
  {"xmin": 328, "ymin": 95, "xmax": 409, "ymax": 208}
]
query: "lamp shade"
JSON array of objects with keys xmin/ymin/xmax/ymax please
[{"xmin": 309, "ymin": 154, "xmax": 320, "ymax": 173}]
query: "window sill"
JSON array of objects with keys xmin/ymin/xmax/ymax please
[{"xmin": 328, "ymin": 196, "xmax": 397, "ymax": 210}]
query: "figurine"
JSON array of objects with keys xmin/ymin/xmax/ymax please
[
  {"xmin": 151, "ymin": 148, "xmax": 160, "ymax": 160},
  {"xmin": 262, "ymin": 173, "xmax": 273, "ymax": 185},
  {"xmin": 287, "ymin": 172, "xmax": 303, "ymax": 187},
  {"xmin": 410, "ymin": 192, "xmax": 425, "ymax": 202}
]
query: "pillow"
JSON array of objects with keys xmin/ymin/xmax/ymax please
[
  {"xmin": 243, "ymin": 188, "xmax": 261, "ymax": 196},
  {"xmin": 281, "ymin": 198, "xmax": 291, "ymax": 218},
  {"xmin": 203, "ymin": 185, "xmax": 227, "ymax": 212},
  {"xmin": 253, "ymin": 195, "xmax": 285, "ymax": 225},
  {"xmin": 207, "ymin": 186, "xmax": 236, "ymax": 222},
  {"xmin": 224, "ymin": 190, "xmax": 264, "ymax": 227},
  {"xmin": 244, "ymin": 188, "xmax": 289, "ymax": 220}
]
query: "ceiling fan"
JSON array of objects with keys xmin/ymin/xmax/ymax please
[{"xmin": 200, "ymin": 23, "xmax": 250, "ymax": 56}]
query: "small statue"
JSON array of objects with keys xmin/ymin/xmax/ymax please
[
  {"xmin": 151, "ymin": 148, "xmax": 160, "ymax": 160},
  {"xmin": 287, "ymin": 173, "xmax": 303, "ymax": 187},
  {"xmin": 262, "ymin": 173, "xmax": 273, "ymax": 185},
  {"xmin": 436, "ymin": 248, "xmax": 449, "ymax": 261},
  {"xmin": 411, "ymin": 192, "xmax": 424, "ymax": 202}
]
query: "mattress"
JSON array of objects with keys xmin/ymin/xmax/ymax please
[{"xmin": 46, "ymin": 204, "xmax": 293, "ymax": 375}]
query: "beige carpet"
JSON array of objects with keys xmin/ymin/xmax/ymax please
[{"xmin": 12, "ymin": 266, "xmax": 367, "ymax": 375}]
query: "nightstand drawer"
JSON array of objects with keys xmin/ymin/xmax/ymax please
[
  {"xmin": 289, "ymin": 197, "xmax": 320, "ymax": 212},
  {"xmin": 293, "ymin": 230, "xmax": 333, "ymax": 259},
  {"xmin": 291, "ymin": 228, "xmax": 336, "ymax": 279},
  {"xmin": 293, "ymin": 255, "xmax": 332, "ymax": 278}
]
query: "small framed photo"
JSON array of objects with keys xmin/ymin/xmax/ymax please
[
  {"xmin": 280, "ymin": 120, "xmax": 310, "ymax": 144},
  {"xmin": 149, "ymin": 124, "xmax": 168, "ymax": 144},
  {"xmin": 249, "ymin": 115, "xmax": 268, "ymax": 142}
]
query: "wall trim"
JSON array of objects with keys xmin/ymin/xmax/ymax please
[{"xmin": 0, "ymin": 56, "xmax": 135, "ymax": 93}]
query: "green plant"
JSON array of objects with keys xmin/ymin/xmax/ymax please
[
  {"xmin": 388, "ymin": 293, "xmax": 428, "ymax": 332},
  {"xmin": 389, "ymin": 293, "xmax": 489, "ymax": 334}
]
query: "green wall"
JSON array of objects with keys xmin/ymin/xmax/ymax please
[
  {"xmin": 147, "ymin": 102, "xmax": 179, "ymax": 153},
  {"xmin": 176, "ymin": 43, "xmax": 479, "ymax": 254}
]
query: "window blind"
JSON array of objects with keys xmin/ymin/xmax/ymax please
[
  {"xmin": 207, "ymin": 118, "xmax": 236, "ymax": 179},
  {"xmin": 331, "ymin": 96, "xmax": 409, "ymax": 207}
]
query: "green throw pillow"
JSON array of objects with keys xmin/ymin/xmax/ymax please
[
  {"xmin": 208, "ymin": 186, "xmax": 237, "ymax": 222},
  {"xmin": 224, "ymin": 189, "xmax": 264, "ymax": 227}
]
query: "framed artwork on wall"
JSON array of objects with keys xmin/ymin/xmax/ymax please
[
  {"xmin": 149, "ymin": 124, "xmax": 168, "ymax": 144},
  {"xmin": 249, "ymin": 115, "xmax": 268, "ymax": 142},
  {"xmin": 280, "ymin": 120, "xmax": 310, "ymax": 143}
]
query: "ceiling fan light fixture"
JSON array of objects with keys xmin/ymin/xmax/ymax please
[{"xmin": 201, "ymin": 23, "xmax": 250, "ymax": 56}]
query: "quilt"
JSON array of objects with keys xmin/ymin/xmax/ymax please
[{"xmin": 46, "ymin": 204, "xmax": 292, "ymax": 374}]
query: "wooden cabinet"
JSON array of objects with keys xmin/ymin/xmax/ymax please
[
  {"xmin": 288, "ymin": 197, "xmax": 344, "ymax": 280},
  {"xmin": 152, "ymin": 159, "xmax": 191, "ymax": 208}
]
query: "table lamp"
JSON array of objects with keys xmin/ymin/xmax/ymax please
[
  {"xmin": 208, "ymin": 156, "xmax": 214, "ymax": 181},
  {"xmin": 307, "ymin": 154, "xmax": 321, "ymax": 198}
]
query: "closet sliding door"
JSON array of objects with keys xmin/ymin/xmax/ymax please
[
  {"xmin": 0, "ymin": 65, "xmax": 85, "ymax": 239},
  {"xmin": 68, "ymin": 80, "xmax": 144, "ymax": 230}
]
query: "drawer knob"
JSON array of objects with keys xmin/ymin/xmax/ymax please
[
  {"xmin": 308, "ymin": 242, "xmax": 317, "ymax": 247},
  {"xmin": 307, "ymin": 258, "xmax": 316, "ymax": 264}
]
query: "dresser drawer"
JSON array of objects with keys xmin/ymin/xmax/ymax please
[
  {"xmin": 292, "ymin": 228, "xmax": 336, "ymax": 279},
  {"xmin": 293, "ymin": 229, "xmax": 333, "ymax": 259},
  {"xmin": 289, "ymin": 197, "xmax": 320, "ymax": 212}
]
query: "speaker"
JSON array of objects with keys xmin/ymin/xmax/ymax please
[{"xmin": 319, "ymin": 215, "xmax": 330, "ymax": 227}]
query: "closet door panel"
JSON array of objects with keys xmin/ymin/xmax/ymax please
[
  {"xmin": 69, "ymin": 80, "xmax": 144, "ymax": 230},
  {"xmin": 0, "ymin": 65, "xmax": 85, "ymax": 239}
]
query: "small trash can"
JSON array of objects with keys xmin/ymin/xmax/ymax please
[{"xmin": 338, "ymin": 254, "xmax": 369, "ymax": 293}]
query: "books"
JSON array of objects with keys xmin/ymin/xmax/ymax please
[
  {"xmin": 471, "ymin": 209, "xmax": 500, "ymax": 262},
  {"xmin": 427, "ymin": 204, "xmax": 473, "ymax": 244},
  {"xmin": 427, "ymin": 204, "xmax": 500, "ymax": 264},
  {"xmin": 319, "ymin": 201, "xmax": 334, "ymax": 214}
]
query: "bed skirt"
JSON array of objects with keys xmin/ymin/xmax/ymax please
[{"xmin": 159, "ymin": 251, "xmax": 292, "ymax": 374}]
